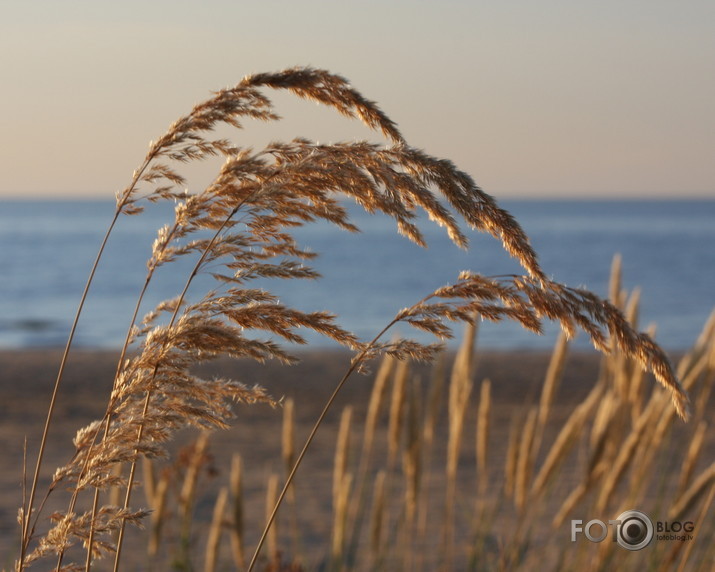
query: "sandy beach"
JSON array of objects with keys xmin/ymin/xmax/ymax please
[{"xmin": 1, "ymin": 347, "xmax": 711, "ymax": 570}]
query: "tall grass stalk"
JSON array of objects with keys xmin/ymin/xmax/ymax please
[
  {"xmin": 20, "ymin": 208, "xmax": 122, "ymax": 568},
  {"xmin": 204, "ymin": 487, "xmax": 228, "ymax": 572},
  {"xmin": 229, "ymin": 454, "xmax": 245, "ymax": 569}
]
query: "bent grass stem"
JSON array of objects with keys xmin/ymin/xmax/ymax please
[
  {"xmin": 246, "ymin": 290, "xmax": 439, "ymax": 571},
  {"xmin": 20, "ymin": 208, "xmax": 122, "ymax": 570}
]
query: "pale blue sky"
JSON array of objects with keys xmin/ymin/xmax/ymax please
[{"xmin": 1, "ymin": 0, "xmax": 713, "ymax": 198}]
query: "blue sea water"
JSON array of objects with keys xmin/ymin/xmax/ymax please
[{"xmin": 0, "ymin": 199, "xmax": 713, "ymax": 350}]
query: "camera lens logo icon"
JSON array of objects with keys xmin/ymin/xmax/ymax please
[{"xmin": 615, "ymin": 510, "xmax": 654, "ymax": 550}]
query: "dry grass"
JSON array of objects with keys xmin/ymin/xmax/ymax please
[
  {"xmin": 98, "ymin": 307, "xmax": 712, "ymax": 571},
  {"xmin": 11, "ymin": 67, "xmax": 700, "ymax": 571}
]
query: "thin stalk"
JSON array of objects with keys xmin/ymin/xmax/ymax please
[
  {"xmin": 20, "ymin": 207, "xmax": 122, "ymax": 569},
  {"xmin": 20, "ymin": 438, "xmax": 27, "ymax": 560},
  {"xmin": 246, "ymin": 320, "xmax": 398, "ymax": 572},
  {"xmin": 112, "ymin": 194, "xmax": 255, "ymax": 570},
  {"xmin": 676, "ymin": 480, "xmax": 715, "ymax": 572},
  {"xmin": 344, "ymin": 355, "xmax": 395, "ymax": 562},
  {"xmin": 80, "ymin": 276, "xmax": 153, "ymax": 570},
  {"xmin": 19, "ymin": 140, "xmax": 157, "ymax": 568},
  {"xmin": 83, "ymin": 222, "xmax": 181, "ymax": 570},
  {"xmin": 247, "ymin": 289, "xmax": 459, "ymax": 570}
]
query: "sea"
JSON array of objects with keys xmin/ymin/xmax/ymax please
[{"xmin": 0, "ymin": 199, "xmax": 713, "ymax": 352}]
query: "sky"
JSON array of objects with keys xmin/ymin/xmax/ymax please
[{"xmin": 1, "ymin": 0, "xmax": 713, "ymax": 199}]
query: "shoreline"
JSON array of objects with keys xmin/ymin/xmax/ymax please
[{"xmin": 0, "ymin": 346, "xmax": 609, "ymax": 403}]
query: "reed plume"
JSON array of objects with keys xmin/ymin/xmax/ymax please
[{"xmin": 17, "ymin": 66, "xmax": 690, "ymax": 570}]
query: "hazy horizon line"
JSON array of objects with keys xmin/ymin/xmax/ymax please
[{"xmin": 1, "ymin": 192, "xmax": 713, "ymax": 202}]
